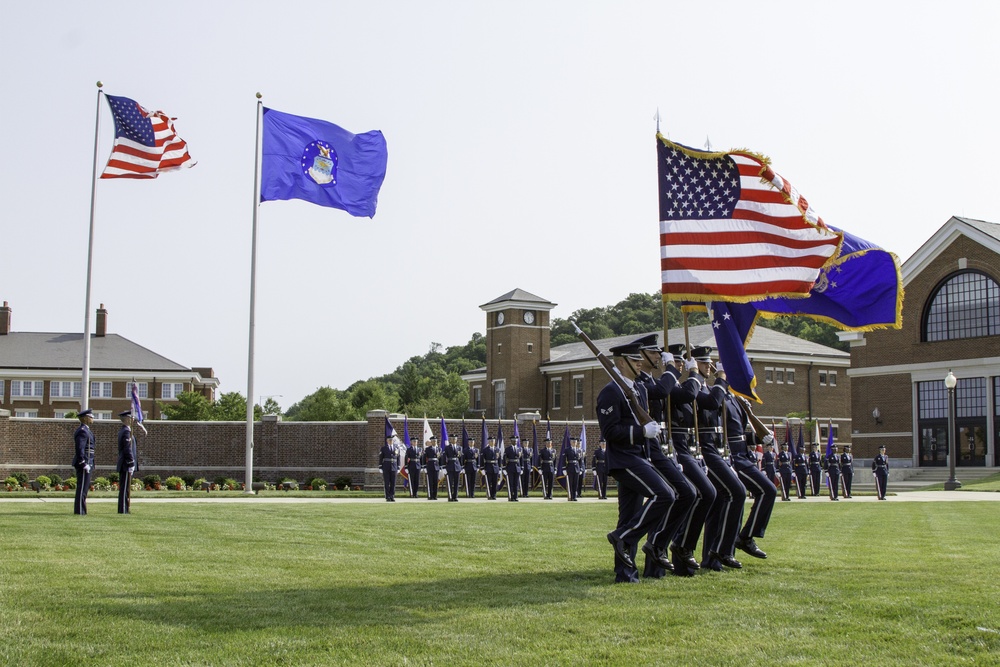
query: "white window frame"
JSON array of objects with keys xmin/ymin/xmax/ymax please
[
  {"xmin": 573, "ymin": 375, "xmax": 584, "ymax": 409},
  {"xmin": 552, "ymin": 379, "xmax": 562, "ymax": 410},
  {"xmin": 51, "ymin": 381, "xmax": 83, "ymax": 399},
  {"xmin": 11, "ymin": 380, "xmax": 43, "ymax": 398},
  {"xmin": 14, "ymin": 410, "xmax": 38, "ymax": 418},
  {"xmin": 819, "ymin": 371, "xmax": 828, "ymax": 387},
  {"xmin": 91, "ymin": 381, "xmax": 112, "ymax": 398},
  {"xmin": 0, "ymin": 380, "xmax": 4, "ymax": 402},
  {"xmin": 161, "ymin": 383, "xmax": 185, "ymax": 400},
  {"xmin": 94, "ymin": 411, "xmax": 113, "ymax": 420},
  {"xmin": 775, "ymin": 369, "xmax": 785, "ymax": 384},
  {"xmin": 785, "ymin": 368, "xmax": 796, "ymax": 385},
  {"xmin": 828, "ymin": 371, "xmax": 838, "ymax": 387},
  {"xmin": 764, "ymin": 367, "xmax": 774, "ymax": 383},
  {"xmin": 126, "ymin": 381, "xmax": 149, "ymax": 399}
]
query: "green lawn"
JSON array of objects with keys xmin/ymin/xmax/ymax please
[{"xmin": 1, "ymin": 499, "xmax": 997, "ymax": 666}]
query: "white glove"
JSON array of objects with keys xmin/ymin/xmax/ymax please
[
  {"xmin": 761, "ymin": 433, "xmax": 774, "ymax": 447},
  {"xmin": 660, "ymin": 352, "xmax": 674, "ymax": 368},
  {"xmin": 643, "ymin": 422, "xmax": 660, "ymax": 439},
  {"xmin": 715, "ymin": 361, "xmax": 725, "ymax": 373},
  {"xmin": 128, "ymin": 466, "xmax": 135, "ymax": 475},
  {"xmin": 684, "ymin": 358, "xmax": 698, "ymax": 372},
  {"xmin": 83, "ymin": 465, "xmax": 91, "ymax": 473}
]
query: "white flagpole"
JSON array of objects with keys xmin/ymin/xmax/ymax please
[
  {"xmin": 245, "ymin": 93, "xmax": 263, "ymax": 494},
  {"xmin": 82, "ymin": 81, "xmax": 105, "ymax": 412}
]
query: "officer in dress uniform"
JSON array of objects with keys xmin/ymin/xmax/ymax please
[
  {"xmin": 422, "ymin": 435, "xmax": 441, "ymax": 500},
  {"xmin": 379, "ymin": 435, "xmax": 399, "ymax": 502},
  {"xmin": 596, "ymin": 335, "xmax": 681, "ymax": 583},
  {"xmin": 647, "ymin": 343, "xmax": 712, "ymax": 577},
  {"xmin": 462, "ymin": 437, "xmax": 479, "ymax": 498},
  {"xmin": 539, "ymin": 437, "xmax": 556, "ymax": 499},
  {"xmin": 793, "ymin": 444, "xmax": 808, "ymax": 499},
  {"xmin": 592, "ymin": 439, "xmax": 608, "ymax": 499},
  {"xmin": 442, "ymin": 437, "xmax": 462, "ymax": 502},
  {"xmin": 777, "ymin": 441, "xmax": 793, "ymax": 501},
  {"xmin": 404, "ymin": 438, "xmax": 422, "ymax": 498},
  {"xmin": 825, "ymin": 444, "xmax": 841, "ymax": 501},
  {"xmin": 575, "ymin": 438, "xmax": 586, "ymax": 499},
  {"xmin": 503, "ymin": 438, "xmax": 522, "ymax": 501},
  {"xmin": 72, "ymin": 408, "xmax": 96, "ymax": 515},
  {"xmin": 520, "ymin": 438, "xmax": 534, "ymax": 498},
  {"xmin": 727, "ymin": 393, "xmax": 776, "ymax": 561},
  {"xmin": 762, "ymin": 442, "xmax": 777, "ymax": 494},
  {"xmin": 872, "ymin": 444, "xmax": 889, "ymax": 500},
  {"xmin": 840, "ymin": 443, "xmax": 854, "ymax": 498},
  {"xmin": 480, "ymin": 436, "xmax": 500, "ymax": 500},
  {"xmin": 696, "ymin": 362, "xmax": 747, "ymax": 571},
  {"xmin": 808, "ymin": 444, "xmax": 823, "ymax": 496},
  {"xmin": 564, "ymin": 438, "xmax": 582, "ymax": 501},
  {"xmin": 116, "ymin": 410, "xmax": 137, "ymax": 514}
]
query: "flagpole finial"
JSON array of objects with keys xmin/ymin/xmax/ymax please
[
  {"xmin": 96, "ymin": 81, "xmax": 103, "ymax": 88},
  {"xmin": 256, "ymin": 92, "xmax": 262, "ymax": 99},
  {"xmin": 654, "ymin": 108, "xmax": 661, "ymax": 133}
]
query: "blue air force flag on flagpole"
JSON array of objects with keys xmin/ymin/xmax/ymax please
[{"xmin": 260, "ymin": 108, "xmax": 388, "ymax": 217}]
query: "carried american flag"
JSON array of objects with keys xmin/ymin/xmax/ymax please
[
  {"xmin": 102, "ymin": 94, "xmax": 194, "ymax": 179},
  {"xmin": 657, "ymin": 133, "xmax": 841, "ymax": 301}
]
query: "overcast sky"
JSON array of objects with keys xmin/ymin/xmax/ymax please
[{"xmin": 3, "ymin": 1, "xmax": 999, "ymax": 410}]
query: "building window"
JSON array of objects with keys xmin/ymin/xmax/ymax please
[
  {"xmin": 494, "ymin": 381, "xmax": 506, "ymax": 419},
  {"xmin": 775, "ymin": 369, "xmax": 784, "ymax": 384},
  {"xmin": 94, "ymin": 411, "xmax": 113, "ymax": 420},
  {"xmin": 51, "ymin": 381, "xmax": 83, "ymax": 399},
  {"xmin": 14, "ymin": 410, "xmax": 38, "ymax": 418},
  {"xmin": 574, "ymin": 377, "xmax": 584, "ymax": 408},
  {"xmin": 11, "ymin": 381, "xmax": 43, "ymax": 397},
  {"xmin": 552, "ymin": 379, "xmax": 562, "ymax": 410},
  {"xmin": 473, "ymin": 386, "xmax": 482, "ymax": 411},
  {"xmin": 786, "ymin": 369, "xmax": 795, "ymax": 384},
  {"xmin": 126, "ymin": 382, "xmax": 148, "ymax": 399},
  {"xmin": 828, "ymin": 372, "xmax": 837, "ymax": 387},
  {"xmin": 527, "ymin": 343, "xmax": 533, "ymax": 353},
  {"xmin": 91, "ymin": 382, "xmax": 112, "ymax": 398},
  {"xmin": 161, "ymin": 383, "xmax": 184, "ymax": 399},
  {"xmin": 54, "ymin": 410, "xmax": 71, "ymax": 419},
  {"xmin": 0, "ymin": 380, "xmax": 4, "ymax": 401},
  {"xmin": 923, "ymin": 270, "xmax": 1000, "ymax": 342},
  {"xmin": 820, "ymin": 424, "xmax": 839, "ymax": 441},
  {"xmin": 819, "ymin": 371, "xmax": 827, "ymax": 387},
  {"xmin": 764, "ymin": 367, "xmax": 773, "ymax": 383}
]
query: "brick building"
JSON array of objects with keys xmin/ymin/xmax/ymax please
[
  {"xmin": 463, "ymin": 289, "xmax": 852, "ymax": 441},
  {"xmin": 0, "ymin": 301, "xmax": 218, "ymax": 421},
  {"xmin": 845, "ymin": 216, "xmax": 1000, "ymax": 469}
]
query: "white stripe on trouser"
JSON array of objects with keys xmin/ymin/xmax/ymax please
[
  {"xmin": 706, "ymin": 466, "xmax": 732, "ymax": 554},
  {"xmin": 738, "ymin": 468, "xmax": 767, "ymax": 536},
  {"xmin": 678, "ymin": 491, "xmax": 702, "ymax": 548},
  {"xmin": 619, "ymin": 467, "xmax": 659, "ymax": 542},
  {"xmin": 874, "ymin": 473, "xmax": 883, "ymax": 498}
]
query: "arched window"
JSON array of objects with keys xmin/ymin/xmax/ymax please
[{"xmin": 922, "ymin": 270, "xmax": 1000, "ymax": 341}]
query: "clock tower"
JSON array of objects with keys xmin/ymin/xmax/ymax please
[{"xmin": 479, "ymin": 288, "xmax": 556, "ymax": 419}]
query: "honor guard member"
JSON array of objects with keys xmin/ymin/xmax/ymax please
[
  {"xmin": 480, "ymin": 436, "xmax": 500, "ymax": 500},
  {"xmin": 727, "ymin": 394, "xmax": 777, "ymax": 561},
  {"xmin": 777, "ymin": 441, "xmax": 793, "ymax": 501},
  {"xmin": 872, "ymin": 444, "xmax": 889, "ymax": 500},
  {"xmin": 793, "ymin": 444, "xmax": 809, "ymax": 499},
  {"xmin": 825, "ymin": 444, "xmax": 841, "ymax": 501},
  {"xmin": 596, "ymin": 336, "xmax": 680, "ymax": 583},
  {"xmin": 442, "ymin": 437, "xmax": 462, "ymax": 502},
  {"xmin": 72, "ymin": 408, "xmax": 96, "ymax": 515},
  {"xmin": 762, "ymin": 442, "xmax": 777, "ymax": 490},
  {"xmin": 696, "ymin": 361, "xmax": 748, "ymax": 571},
  {"xmin": 116, "ymin": 410, "xmax": 137, "ymax": 514},
  {"xmin": 592, "ymin": 438, "xmax": 608, "ymax": 499},
  {"xmin": 808, "ymin": 444, "xmax": 823, "ymax": 496},
  {"xmin": 539, "ymin": 437, "xmax": 556, "ymax": 499},
  {"xmin": 462, "ymin": 437, "xmax": 479, "ymax": 498},
  {"xmin": 519, "ymin": 439, "xmax": 534, "ymax": 498},
  {"xmin": 653, "ymin": 343, "xmax": 714, "ymax": 576},
  {"xmin": 564, "ymin": 438, "xmax": 582, "ymax": 501},
  {"xmin": 503, "ymin": 438, "xmax": 522, "ymax": 501},
  {"xmin": 404, "ymin": 438, "xmax": 422, "ymax": 498},
  {"xmin": 379, "ymin": 435, "xmax": 400, "ymax": 502},
  {"xmin": 575, "ymin": 437, "xmax": 587, "ymax": 499},
  {"xmin": 840, "ymin": 443, "xmax": 854, "ymax": 498},
  {"xmin": 422, "ymin": 435, "xmax": 441, "ymax": 500}
]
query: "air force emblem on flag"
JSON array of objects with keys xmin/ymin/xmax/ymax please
[{"xmin": 302, "ymin": 141, "xmax": 338, "ymax": 186}]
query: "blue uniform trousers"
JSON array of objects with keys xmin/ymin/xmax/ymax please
[
  {"xmin": 700, "ymin": 449, "xmax": 746, "ymax": 562},
  {"xmin": 609, "ymin": 460, "xmax": 673, "ymax": 583}
]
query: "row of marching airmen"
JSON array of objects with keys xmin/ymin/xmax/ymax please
[
  {"xmin": 597, "ymin": 334, "xmax": 779, "ymax": 583},
  {"xmin": 378, "ymin": 429, "xmax": 612, "ymax": 503}
]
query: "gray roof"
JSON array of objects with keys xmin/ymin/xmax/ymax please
[
  {"xmin": 544, "ymin": 323, "xmax": 848, "ymax": 367},
  {"xmin": 0, "ymin": 333, "xmax": 191, "ymax": 372},
  {"xmin": 954, "ymin": 216, "xmax": 1000, "ymax": 243},
  {"xmin": 480, "ymin": 288, "xmax": 556, "ymax": 308}
]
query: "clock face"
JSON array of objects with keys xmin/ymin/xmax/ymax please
[
  {"xmin": 497, "ymin": 312, "xmax": 505, "ymax": 325},
  {"xmin": 523, "ymin": 311, "xmax": 535, "ymax": 324}
]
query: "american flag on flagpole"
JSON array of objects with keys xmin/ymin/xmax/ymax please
[
  {"xmin": 657, "ymin": 133, "xmax": 841, "ymax": 301},
  {"xmin": 102, "ymin": 94, "xmax": 194, "ymax": 179}
]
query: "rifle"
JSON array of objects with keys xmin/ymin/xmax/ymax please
[{"xmin": 570, "ymin": 320, "xmax": 654, "ymax": 425}]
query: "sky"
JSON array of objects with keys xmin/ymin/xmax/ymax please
[{"xmin": 3, "ymin": 1, "xmax": 1000, "ymax": 411}]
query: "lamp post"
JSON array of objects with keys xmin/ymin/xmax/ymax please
[{"xmin": 943, "ymin": 370, "xmax": 962, "ymax": 491}]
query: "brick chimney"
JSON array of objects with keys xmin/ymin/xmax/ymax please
[
  {"xmin": 0, "ymin": 301, "xmax": 10, "ymax": 335},
  {"xmin": 96, "ymin": 304, "xmax": 108, "ymax": 337}
]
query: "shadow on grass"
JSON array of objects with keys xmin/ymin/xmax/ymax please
[{"xmin": 98, "ymin": 568, "xmax": 609, "ymax": 631}]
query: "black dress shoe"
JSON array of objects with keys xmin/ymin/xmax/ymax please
[
  {"xmin": 641, "ymin": 542, "xmax": 674, "ymax": 571},
  {"xmin": 718, "ymin": 554, "xmax": 743, "ymax": 569},
  {"xmin": 670, "ymin": 544, "xmax": 700, "ymax": 570},
  {"xmin": 735, "ymin": 537, "xmax": 767, "ymax": 559},
  {"xmin": 607, "ymin": 533, "xmax": 635, "ymax": 569},
  {"xmin": 702, "ymin": 553, "xmax": 724, "ymax": 572}
]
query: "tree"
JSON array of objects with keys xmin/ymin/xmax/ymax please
[
  {"xmin": 285, "ymin": 386, "xmax": 352, "ymax": 421},
  {"xmin": 261, "ymin": 397, "xmax": 282, "ymax": 416},
  {"xmin": 160, "ymin": 391, "xmax": 213, "ymax": 421}
]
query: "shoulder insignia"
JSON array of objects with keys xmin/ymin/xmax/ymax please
[{"xmin": 599, "ymin": 406, "xmax": 614, "ymax": 415}]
